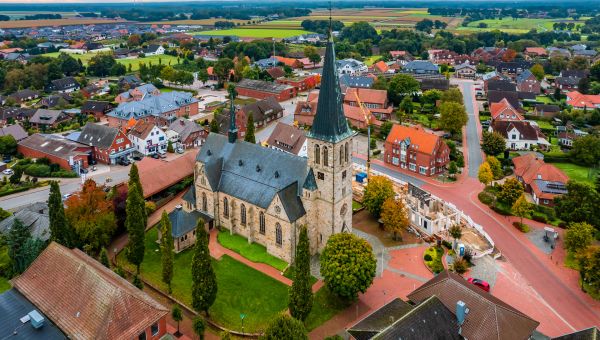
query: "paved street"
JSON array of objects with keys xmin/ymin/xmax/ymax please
[
  {"xmin": 457, "ymin": 80, "xmax": 484, "ymax": 178},
  {"xmin": 254, "ymin": 94, "xmax": 306, "ymax": 143}
]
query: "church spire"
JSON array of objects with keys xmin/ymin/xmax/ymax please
[
  {"xmin": 228, "ymin": 86, "xmax": 238, "ymax": 143},
  {"xmin": 307, "ymin": 3, "xmax": 352, "ymax": 144}
]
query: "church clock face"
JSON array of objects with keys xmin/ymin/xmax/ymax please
[
  {"xmin": 340, "ymin": 203, "xmax": 348, "ymax": 217},
  {"xmin": 275, "ymin": 206, "xmax": 281, "ymax": 214}
]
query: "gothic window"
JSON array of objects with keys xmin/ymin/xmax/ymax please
[
  {"xmin": 275, "ymin": 223, "xmax": 282, "ymax": 246},
  {"xmin": 323, "ymin": 146, "xmax": 329, "ymax": 167},
  {"xmin": 345, "ymin": 142, "xmax": 349, "ymax": 163},
  {"xmin": 240, "ymin": 204, "xmax": 246, "ymax": 225},
  {"xmin": 339, "ymin": 145, "xmax": 343, "ymax": 165},
  {"xmin": 315, "ymin": 144, "xmax": 320, "ymax": 164},
  {"xmin": 223, "ymin": 197, "xmax": 229, "ymax": 218},
  {"xmin": 202, "ymin": 192, "xmax": 207, "ymax": 211},
  {"xmin": 259, "ymin": 212, "xmax": 265, "ymax": 234}
]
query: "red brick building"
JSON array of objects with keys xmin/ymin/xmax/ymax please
[
  {"xmin": 512, "ymin": 153, "xmax": 569, "ymax": 206},
  {"xmin": 384, "ymin": 124, "xmax": 450, "ymax": 176},
  {"xmin": 76, "ymin": 123, "xmax": 134, "ymax": 164},
  {"xmin": 276, "ymin": 74, "xmax": 320, "ymax": 92},
  {"xmin": 344, "ymin": 88, "xmax": 394, "ymax": 120},
  {"xmin": 236, "ymin": 79, "xmax": 296, "ymax": 101},
  {"xmin": 18, "ymin": 134, "xmax": 91, "ymax": 170}
]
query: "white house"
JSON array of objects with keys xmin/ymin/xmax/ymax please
[
  {"xmin": 128, "ymin": 120, "xmax": 167, "ymax": 155},
  {"xmin": 143, "ymin": 44, "xmax": 165, "ymax": 56},
  {"xmin": 490, "ymin": 120, "xmax": 548, "ymax": 151},
  {"xmin": 336, "ymin": 59, "xmax": 368, "ymax": 75}
]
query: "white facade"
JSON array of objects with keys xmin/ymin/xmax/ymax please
[
  {"xmin": 145, "ymin": 46, "xmax": 165, "ymax": 56},
  {"xmin": 128, "ymin": 126, "xmax": 168, "ymax": 155},
  {"xmin": 501, "ymin": 126, "xmax": 538, "ymax": 150},
  {"xmin": 337, "ymin": 59, "xmax": 368, "ymax": 75}
]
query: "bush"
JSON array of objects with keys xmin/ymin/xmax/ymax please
[
  {"xmin": 23, "ymin": 164, "xmax": 51, "ymax": 177},
  {"xmin": 512, "ymin": 222, "xmax": 530, "ymax": 233},
  {"xmin": 478, "ymin": 191, "xmax": 495, "ymax": 205},
  {"xmin": 452, "ymin": 258, "xmax": 468, "ymax": 274},
  {"xmin": 535, "ymin": 205, "xmax": 556, "ymax": 220},
  {"xmin": 491, "ymin": 204, "xmax": 511, "ymax": 216},
  {"xmin": 51, "ymin": 170, "xmax": 78, "ymax": 178},
  {"xmin": 372, "ymin": 149, "xmax": 381, "ymax": 156},
  {"xmin": 145, "ymin": 201, "xmax": 157, "ymax": 215},
  {"xmin": 558, "ymin": 222, "xmax": 567, "ymax": 229},
  {"xmin": 442, "ymin": 240, "xmax": 452, "ymax": 249},
  {"xmin": 424, "ymin": 254, "xmax": 432, "ymax": 261},
  {"xmin": 532, "ymin": 213, "xmax": 547, "ymax": 223}
]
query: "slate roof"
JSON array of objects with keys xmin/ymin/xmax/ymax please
[
  {"xmin": 142, "ymin": 44, "xmax": 162, "ymax": 54},
  {"xmin": 81, "ymin": 100, "xmax": 111, "ymax": 113},
  {"xmin": 0, "ymin": 289, "xmax": 66, "ymax": 340},
  {"xmin": 403, "ymin": 60, "xmax": 439, "ymax": 73},
  {"xmin": 18, "ymin": 134, "xmax": 91, "ymax": 161},
  {"xmin": 40, "ymin": 93, "xmax": 72, "ymax": 108},
  {"xmin": 560, "ymin": 70, "xmax": 588, "ymax": 78},
  {"xmin": 307, "ymin": 38, "xmax": 354, "ymax": 143},
  {"xmin": 516, "ymin": 70, "xmax": 535, "ymax": 84},
  {"xmin": 0, "ymin": 202, "xmax": 50, "ymax": 241},
  {"xmin": 169, "ymin": 206, "xmax": 212, "ymax": 238},
  {"xmin": 236, "ymin": 79, "xmax": 294, "ymax": 94},
  {"xmin": 488, "ymin": 90, "xmax": 521, "ymax": 110},
  {"xmin": 49, "ymin": 77, "xmax": 80, "ymax": 91},
  {"xmin": 29, "ymin": 109, "xmax": 68, "ymax": 125},
  {"xmin": 77, "ymin": 123, "xmax": 119, "ymax": 149},
  {"xmin": 487, "ymin": 79, "xmax": 517, "ymax": 92},
  {"xmin": 11, "ymin": 242, "xmax": 169, "ymax": 340},
  {"xmin": 197, "ymin": 133, "xmax": 308, "ymax": 222},
  {"xmin": 238, "ymin": 96, "xmax": 284, "ymax": 122},
  {"xmin": 169, "ymin": 118, "xmax": 202, "ymax": 142},
  {"xmin": 339, "ymin": 74, "xmax": 374, "ymax": 88},
  {"xmin": 492, "ymin": 120, "xmax": 541, "ymax": 141},
  {"xmin": 408, "ymin": 270, "xmax": 539, "ymax": 340},
  {"xmin": 182, "ymin": 186, "xmax": 196, "ymax": 206},
  {"xmin": 0, "ymin": 108, "xmax": 36, "ymax": 121},
  {"xmin": 0, "ymin": 124, "xmax": 28, "ymax": 141},
  {"xmin": 108, "ymin": 91, "xmax": 197, "ymax": 121},
  {"xmin": 534, "ymin": 104, "xmax": 560, "ymax": 115},
  {"xmin": 348, "ymin": 298, "xmax": 414, "ymax": 339},
  {"xmin": 266, "ymin": 122, "xmax": 306, "ymax": 156}
]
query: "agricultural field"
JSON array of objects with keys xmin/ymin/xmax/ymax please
[
  {"xmin": 0, "ymin": 11, "xmax": 82, "ymax": 19},
  {"xmin": 0, "ymin": 18, "xmax": 126, "ymax": 29},
  {"xmin": 456, "ymin": 17, "xmax": 587, "ymax": 34},
  {"xmin": 42, "ymin": 51, "xmax": 181, "ymax": 72},
  {"xmin": 191, "ymin": 28, "xmax": 312, "ymax": 39},
  {"xmin": 144, "ymin": 18, "xmax": 250, "ymax": 26}
]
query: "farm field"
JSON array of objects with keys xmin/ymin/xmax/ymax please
[
  {"xmin": 143, "ymin": 18, "xmax": 250, "ymax": 26},
  {"xmin": 456, "ymin": 17, "xmax": 587, "ymax": 34},
  {"xmin": 42, "ymin": 52, "xmax": 181, "ymax": 71},
  {"xmin": 0, "ymin": 18, "xmax": 126, "ymax": 29},
  {"xmin": 191, "ymin": 28, "xmax": 311, "ymax": 39}
]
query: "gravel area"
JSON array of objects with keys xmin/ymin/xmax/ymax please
[
  {"xmin": 469, "ymin": 255, "xmax": 498, "ymax": 288},
  {"xmin": 526, "ymin": 228, "xmax": 556, "ymax": 255}
]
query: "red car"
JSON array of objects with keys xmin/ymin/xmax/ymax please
[{"xmin": 467, "ymin": 278, "xmax": 490, "ymax": 292}]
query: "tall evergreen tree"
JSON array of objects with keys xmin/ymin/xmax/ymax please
[
  {"xmin": 160, "ymin": 211, "xmax": 174, "ymax": 293},
  {"xmin": 125, "ymin": 184, "xmax": 146, "ymax": 273},
  {"xmin": 191, "ymin": 219, "xmax": 217, "ymax": 315},
  {"xmin": 99, "ymin": 247, "xmax": 110, "ymax": 268},
  {"xmin": 6, "ymin": 219, "xmax": 31, "ymax": 275},
  {"xmin": 48, "ymin": 181, "xmax": 73, "ymax": 247},
  {"xmin": 289, "ymin": 226, "xmax": 313, "ymax": 321},
  {"xmin": 244, "ymin": 114, "xmax": 256, "ymax": 144},
  {"xmin": 128, "ymin": 163, "xmax": 146, "ymax": 220}
]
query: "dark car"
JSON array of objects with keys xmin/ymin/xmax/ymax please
[
  {"xmin": 151, "ymin": 153, "xmax": 160, "ymax": 159},
  {"xmin": 80, "ymin": 168, "xmax": 89, "ymax": 174},
  {"xmin": 132, "ymin": 155, "xmax": 142, "ymax": 161},
  {"xmin": 2, "ymin": 156, "xmax": 12, "ymax": 163},
  {"xmin": 118, "ymin": 159, "xmax": 130, "ymax": 166},
  {"xmin": 467, "ymin": 277, "xmax": 490, "ymax": 292}
]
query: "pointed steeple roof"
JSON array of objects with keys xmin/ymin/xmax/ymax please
[{"xmin": 307, "ymin": 37, "xmax": 353, "ymax": 143}]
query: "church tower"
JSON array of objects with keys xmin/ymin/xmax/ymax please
[{"xmin": 305, "ymin": 27, "xmax": 355, "ymax": 253}]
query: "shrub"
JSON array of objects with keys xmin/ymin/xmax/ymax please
[
  {"xmin": 51, "ymin": 170, "xmax": 78, "ymax": 178},
  {"xmin": 512, "ymin": 222, "xmax": 530, "ymax": 233},
  {"xmin": 145, "ymin": 201, "xmax": 157, "ymax": 215},
  {"xmin": 452, "ymin": 258, "xmax": 468, "ymax": 274},
  {"xmin": 536, "ymin": 205, "xmax": 556, "ymax": 220},
  {"xmin": 478, "ymin": 191, "xmax": 495, "ymax": 205},
  {"xmin": 24, "ymin": 164, "xmax": 51, "ymax": 177},
  {"xmin": 442, "ymin": 240, "xmax": 452, "ymax": 249},
  {"xmin": 558, "ymin": 222, "xmax": 567, "ymax": 229},
  {"xmin": 424, "ymin": 254, "xmax": 433, "ymax": 261},
  {"xmin": 532, "ymin": 213, "xmax": 547, "ymax": 223},
  {"xmin": 491, "ymin": 204, "xmax": 511, "ymax": 215},
  {"xmin": 372, "ymin": 149, "xmax": 381, "ymax": 156}
]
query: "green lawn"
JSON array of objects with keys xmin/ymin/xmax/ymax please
[
  {"xmin": 304, "ymin": 286, "xmax": 350, "ymax": 331},
  {"xmin": 364, "ymin": 55, "xmax": 382, "ymax": 66},
  {"xmin": 352, "ymin": 200, "xmax": 363, "ymax": 211},
  {"xmin": 551, "ymin": 162, "xmax": 595, "ymax": 184},
  {"xmin": 424, "ymin": 246, "xmax": 444, "ymax": 273},
  {"xmin": 456, "ymin": 17, "xmax": 585, "ymax": 34},
  {"xmin": 191, "ymin": 28, "xmax": 312, "ymax": 38},
  {"xmin": 533, "ymin": 120, "xmax": 554, "ymax": 130},
  {"xmin": 217, "ymin": 230, "xmax": 288, "ymax": 271},
  {"xmin": 42, "ymin": 52, "xmax": 181, "ymax": 71},
  {"xmin": 0, "ymin": 276, "xmax": 9, "ymax": 293},
  {"xmin": 536, "ymin": 95, "xmax": 557, "ymax": 104},
  {"xmin": 117, "ymin": 227, "xmax": 290, "ymax": 333}
]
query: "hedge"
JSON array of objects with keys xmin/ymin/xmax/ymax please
[
  {"xmin": 24, "ymin": 164, "xmax": 51, "ymax": 177},
  {"xmin": 0, "ymin": 185, "xmax": 33, "ymax": 197},
  {"xmin": 478, "ymin": 191, "xmax": 495, "ymax": 205}
]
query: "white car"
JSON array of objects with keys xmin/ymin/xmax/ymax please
[
  {"xmin": 62, "ymin": 193, "xmax": 73, "ymax": 201},
  {"xmin": 2, "ymin": 169, "xmax": 13, "ymax": 175}
]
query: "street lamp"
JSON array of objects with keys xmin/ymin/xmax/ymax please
[{"xmin": 240, "ymin": 313, "xmax": 246, "ymax": 335}]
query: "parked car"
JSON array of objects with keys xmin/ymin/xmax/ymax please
[
  {"xmin": 176, "ymin": 148, "xmax": 184, "ymax": 154},
  {"xmin": 2, "ymin": 156, "xmax": 11, "ymax": 163},
  {"xmin": 159, "ymin": 152, "xmax": 167, "ymax": 159},
  {"xmin": 62, "ymin": 193, "xmax": 73, "ymax": 201},
  {"xmin": 151, "ymin": 153, "xmax": 160, "ymax": 159},
  {"xmin": 118, "ymin": 159, "xmax": 130, "ymax": 166},
  {"xmin": 2, "ymin": 168, "xmax": 14, "ymax": 175},
  {"xmin": 132, "ymin": 155, "xmax": 142, "ymax": 161},
  {"xmin": 467, "ymin": 278, "xmax": 490, "ymax": 292},
  {"xmin": 80, "ymin": 168, "xmax": 89, "ymax": 174}
]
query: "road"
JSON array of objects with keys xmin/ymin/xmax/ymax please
[
  {"xmin": 254, "ymin": 95, "xmax": 304, "ymax": 143},
  {"xmin": 458, "ymin": 80, "xmax": 484, "ymax": 177},
  {"xmin": 0, "ymin": 166, "xmax": 131, "ymax": 211}
]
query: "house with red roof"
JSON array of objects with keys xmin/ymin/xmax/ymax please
[
  {"xmin": 384, "ymin": 124, "xmax": 450, "ymax": 176},
  {"xmin": 566, "ymin": 91, "xmax": 600, "ymax": 109},
  {"xmin": 275, "ymin": 56, "xmax": 303, "ymax": 69},
  {"xmin": 490, "ymin": 98, "xmax": 524, "ymax": 122},
  {"xmin": 524, "ymin": 47, "xmax": 548, "ymax": 59},
  {"xmin": 344, "ymin": 87, "xmax": 394, "ymax": 120},
  {"xmin": 512, "ymin": 153, "xmax": 569, "ymax": 206},
  {"xmin": 371, "ymin": 60, "xmax": 391, "ymax": 74}
]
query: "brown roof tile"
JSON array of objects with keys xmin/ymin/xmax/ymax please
[{"xmin": 138, "ymin": 151, "xmax": 196, "ymax": 197}]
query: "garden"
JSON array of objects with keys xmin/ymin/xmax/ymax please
[{"xmin": 423, "ymin": 246, "xmax": 444, "ymax": 273}]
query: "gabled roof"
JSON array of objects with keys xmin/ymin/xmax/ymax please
[
  {"xmin": 169, "ymin": 206, "xmax": 212, "ymax": 238},
  {"xmin": 11, "ymin": 242, "xmax": 168, "ymax": 340},
  {"xmin": 128, "ymin": 119, "xmax": 158, "ymax": 140},
  {"xmin": 236, "ymin": 79, "xmax": 293, "ymax": 94},
  {"xmin": 516, "ymin": 69, "xmax": 536, "ymax": 84},
  {"xmin": 239, "ymin": 96, "xmax": 284, "ymax": 122},
  {"xmin": 487, "ymin": 79, "xmax": 516, "ymax": 92},
  {"xmin": 566, "ymin": 91, "xmax": 600, "ymax": 108},
  {"xmin": 408, "ymin": 270, "xmax": 539, "ymax": 340},
  {"xmin": 77, "ymin": 123, "xmax": 120, "ymax": 149},
  {"xmin": 0, "ymin": 124, "xmax": 28, "ymax": 141},
  {"xmin": 29, "ymin": 109, "xmax": 68, "ymax": 125},
  {"xmin": 491, "ymin": 120, "xmax": 541, "ymax": 141},
  {"xmin": 490, "ymin": 98, "xmax": 524, "ymax": 121},
  {"xmin": 137, "ymin": 152, "xmax": 196, "ymax": 198},
  {"xmin": 81, "ymin": 100, "xmax": 111, "ymax": 113},
  {"xmin": 345, "ymin": 88, "xmax": 387, "ymax": 105},
  {"xmin": 0, "ymin": 202, "xmax": 50, "ymax": 241},
  {"xmin": 168, "ymin": 118, "xmax": 202, "ymax": 142},
  {"xmin": 403, "ymin": 60, "xmax": 439, "ymax": 72},
  {"xmin": 488, "ymin": 90, "xmax": 520, "ymax": 110},
  {"xmin": 386, "ymin": 124, "xmax": 442, "ymax": 154},
  {"xmin": 339, "ymin": 74, "xmax": 374, "ymax": 88},
  {"xmin": 0, "ymin": 289, "xmax": 66, "ymax": 339},
  {"xmin": 552, "ymin": 326, "xmax": 600, "ymax": 340},
  {"xmin": 49, "ymin": 77, "xmax": 80, "ymax": 91},
  {"xmin": 266, "ymin": 67, "xmax": 285, "ymax": 79},
  {"xmin": 266, "ymin": 122, "xmax": 306, "ymax": 155},
  {"xmin": 512, "ymin": 153, "xmax": 568, "ymax": 185},
  {"xmin": 18, "ymin": 134, "xmax": 91, "ymax": 161}
]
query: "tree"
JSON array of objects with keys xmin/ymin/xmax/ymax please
[
  {"xmin": 128, "ymin": 34, "xmax": 142, "ymax": 47},
  {"xmin": 415, "ymin": 19, "xmax": 434, "ymax": 33},
  {"xmin": 125, "ymin": 183, "xmax": 146, "ymax": 273},
  {"xmin": 570, "ymin": 135, "xmax": 600, "ymax": 166},
  {"xmin": 288, "ymin": 226, "xmax": 312, "ymax": 321},
  {"xmin": 191, "ymin": 219, "xmax": 217, "ymax": 314},
  {"xmin": 512, "ymin": 194, "xmax": 532, "ymax": 226},
  {"xmin": 477, "ymin": 162, "xmax": 493, "ymax": 186},
  {"xmin": 340, "ymin": 21, "xmax": 378, "ymax": 44},
  {"xmin": 399, "ymin": 96, "xmax": 413, "ymax": 114},
  {"xmin": 167, "ymin": 140, "xmax": 174, "ymax": 153},
  {"xmin": 172, "ymin": 305, "xmax": 183, "ymax": 336},
  {"xmin": 439, "ymin": 102, "xmax": 468, "ymax": 136},
  {"xmin": 262, "ymin": 313, "xmax": 308, "ymax": 340},
  {"xmin": 9, "ymin": 166, "xmax": 22, "ymax": 184},
  {"xmin": 192, "ymin": 316, "xmax": 205, "ymax": 340},
  {"xmin": 448, "ymin": 161, "xmax": 458, "ymax": 177},
  {"xmin": 210, "ymin": 119, "xmax": 219, "ymax": 133},
  {"xmin": 0, "ymin": 135, "xmax": 17, "ymax": 156},
  {"xmin": 320, "ymin": 233, "xmax": 376, "ymax": 300},
  {"xmin": 362, "ymin": 175, "xmax": 395, "ymax": 218},
  {"xmin": 530, "ymin": 64, "xmax": 545, "ymax": 81},
  {"xmin": 372, "ymin": 76, "xmax": 388, "ymax": 91},
  {"xmin": 244, "ymin": 114, "xmax": 256, "ymax": 144},
  {"xmin": 502, "ymin": 49, "xmax": 517, "ymax": 62},
  {"xmin": 99, "ymin": 248, "xmax": 110, "ymax": 268},
  {"xmin": 380, "ymin": 197, "xmax": 409, "ymax": 241},
  {"xmin": 87, "ymin": 53, "xmax": 118, "ymax": 77},
  {"xmin": 555, "ymin": 181, "xmax": 600, "ymax": 228},
  {"xmin": 160, "ymin": 211, "xmax": 174, "ymax": 293},
  {"xmin": 486, "ymin": 156, "xmax": 503, "ymax": 180},
  {"xmin": 578, "ymin": 77, "xmax": 591, "ymax": 94},
  {"xmin": 133, "ymin": 274, "xmax": 144, "ymax": 289},
  {"xmin": 565, "ymin": 222, "xmax": 595, "ymax": 254},
  {"xmin": 214, "ymin": 58, "xmax": 234, "ymax": 86},
  {"xmin": 568, "ymin": 56, "xmax": 590, "ymax": 71},
  {"xmin": 387, "ymin": 74, "xmax": 419, "ymax": 104},
  {"xmin": 481, "ymin": 131, "xmax": 506, "ymax": 156},
  {"xmin": 48, "ymin": 181, "xmax": 74, "ymax": 247},
  {"xmin": 440, "ymin": 88, "xmax": 464, "ymax": 105},
  {"xmin": 449, "ymin": 224, "xmax": 462, "ymax": 250},
  {"xmin": 497, "ymin": 178, "xmax": 524, "ymax": 206},
  {"xmin": 421, "ymin": 89, "xmax": 442, "ymax": 106},
  {"xmin": 578, "ymin": 246, "xmax": 600, "ymax": 294},
  {"xmin": 6, "ymin": 219, "xmax": 32, "ymax": 275},
  {"xmin": 65, "ymin": 179, "xmax": 117, "ymax": 252}
]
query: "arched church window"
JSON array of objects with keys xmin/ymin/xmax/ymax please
[
  {"xmin": 275, "ymin": 223, "xmax": 282, "ymax": 246},
  {"xmin": 323, "ymin": 146, "xmax": 329, "ymax": 167},
  {"xmin": 345, "ymin": 142, "xmax": 349, "ymax": 163},
  {"xmin": 315, "ymin": 144, "xmax": 320, "ymax": 164},
  {"xmin": 202, "ymin": 192, "xmax": 207, "ymax": 211},
  {"xmin": 223, "ymin": 197, "xmax": 229, "ymax": 218},
  {"xmin": 240, "ymin": 204, "xmax": 246, "ymax": 225},
  {"xmin": 259, "ymin": 212, "xmax": 266, "ymax": 234}
]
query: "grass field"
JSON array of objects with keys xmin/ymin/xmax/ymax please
[
  {"xmin": 551, "ymin": 162, "xmax": 596, "ymax": 184},
  {"xmin": 191, "ymin": 28, "xmax": 311, "ymax": 38},
  {"xmin": 42, "ymin": 52, "xmax": 181, "ymax": 71},
  {"xmin": 456, "ymin": 17, "xmax": 586, "ymax": 34},
  {"xmin": 144, "ymin": 19, "xmax": 250, "ymax": 26},
  {"xmin": 0, "ymin": 18, "xmax": 126, "ymax": 29},
  {"xmin": 217, "ymin": 230, "xmax": 288, "ymax": 271}
]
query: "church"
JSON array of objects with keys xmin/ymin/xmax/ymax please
[{"xmin": 186, "ymin": 34, "xmax": 354, "ymax": 263}]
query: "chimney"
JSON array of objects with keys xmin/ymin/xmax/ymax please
[
  {"xmin": 456, "ymin": 300, "xmax": 467, "ymax": 325},
  {"xmin": 28, "ymin": 310, "xmax": 45, "ymax": 329}
]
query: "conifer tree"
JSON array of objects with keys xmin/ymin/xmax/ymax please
[
  {"xmin": 48, "ymin": 181, "xmax": 73, "ymax": 247},
  {"xmin": 99, "ymin": 248, "xmax": 110, "ymax": 268},
  {"xmin": 289, "ymin": 226, "xmax": 313, "ymax": 321},
  {"xmin": 160, "ymin": 211, "xmax": 174, "ymax": 293},
  {"xmin": 125, "ymin": 184, "xmax": 146, "ymax": 273},
  {"xmin": 191, "ymin": 219, "xmax": 217, "ymax": 315},
  {"xmin": 128, "ymin": 163, "xmax": 146, "ymax": 220},
  {"xmin": 244, "ymin": 114, "xmax": 256, "ymax": 144}
]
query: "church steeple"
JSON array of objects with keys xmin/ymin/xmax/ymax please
[
  {"xmin": 228, "ymin": 87, "xmax": 237, "ymax": 143},
  {"xmin": 306, "ymin": 8, "xmax": 352, "ymax": 144}
]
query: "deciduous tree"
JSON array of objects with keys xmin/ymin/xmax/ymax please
[
  {"xmin": 362, "ymin": 175, "xmax": 395, "ymax": 218},
  {"xmin": 565, "ymin": 222, "xmax": 595, "ymax": 254},
  {"xmin": 497, "ymin": 178, "xmax": 524, "ymax": 206},
  {"xmin": 388, "ymin": 74, "xmax": 419, "ymax": 104},
  {"xmin": 320, "ymin": 233, "xmax": 376, "ymax": 300},
  {"xmin": 172, "ymin": 305, "xmax": 183, "ymax": 336},
  {"xmin": 160, "ymin": 211, "xmax": 174, "ymax": 293},
  {"xmin": 481, "ymin": 131, "xmax": 506, "ymax": 156},
  {"xmin": 380, "ymin": 197, "xmax": 409, "ymax": 241},
  {"xmin": 530, "ymin": 64, "xmax": 545, "ymax": 81},
  {"xmin": 555, "ymin": 181, "xmax": 600, "ymax": 228},
  {"xmin": 262, "ymin": 313, "xmax": 308, "ymax": 340},
  {"xmin": 486, "ymin": 156, "xmax": 503, "ymax": 180},
  {"xmin": 99, "ymin": 248, "xmax": 110, "ymax": 268},
  {"xmin": 440, "ymin": 88, "xmax": 464, "ymax": 105},
  {"xmin": 191, "ymin": 219, "xmax": 217, "ymax": 315},
  {"xmin": 439, "ymin": 102, "xmax": 468, "ymax": 136},
  {"xmin": 478, "ymin": 162, "xmax": 493, "ymax": 186},
  {"xmin": 570, "ymin": 135, "xmax": 600, "ymax": 166},
  {"xmin": 449, "ymin": 224, "xmax": 462, "ymax": 249},
  {"xmin": 289, "ymin": 226, "xmax": 312, "ymax": 321},
  {"xmin": 512, "ymin": 194, "xmax": 532, "ymax": 226}
]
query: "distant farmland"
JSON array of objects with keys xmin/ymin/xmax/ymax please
[
  {"xmin": 42, "ymin": 52, "xmax": 181, "ymax": 72},
  {"xmin": 0, "ymin": 18, "xmax": 126, "ymax": 29},
  {"xmin": 191, "ymin": 28, "xmax": 312, "ymax": 39}
]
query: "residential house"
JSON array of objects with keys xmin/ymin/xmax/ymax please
[
  {"xmin": 9, "ymin": 242, "xmax": 169, "ymax": 340},
  {"xmin": 384, "ymin": 124, "xmax": 450, "ymax": 176},
  {"xmin": 18, "ymin": 134, "xmax": 91, "ymax": 170},
  {"xmin": 76, "ymin": 123, "xmax": 134, "ymax": 164},
  {"xmin": 0, "ymin": 124, "xmax": 28, "ymax": 141},
  {"xmin": 494, "ymin": 61, "xmax": 533, "ymax": 77},
  {"xmin": 490, "ymin": 98, "xmax": 524, "ymax": 121},
  {"xmin": 524, "ymin": 47, "xmax": 548, "ymax": 59},
  {"xmin": 573, "ymin": 49, "xmax": 598, "ymax": 59},
  {"xmin": 512, "ymin": 153, "xmax": 568, "ymax": 206},
  {"xmin": 548, "ymin": 47, "xmax": 571, "ymax": 58},
  {"xmin": 142, "ymin": 44, "xmax": 165, "ymax": 56},
  {"xmin": 235, "ymin": 79, "xmax": 296, "ymax": 101},
  {"xmin": 274, "ymin": 56, "xmax": 303, "ymax": 69},
  {"xmin": 389, "ymin": 50, "xmax": 413, "ymax": 65},
  {"xmin": 46, "ymin": 76, "xmax": 80, "ymax": 93},
  {"xmin": 401, "ymin": 60, "xmax": 439, "ymax": 76},
  {"xmin": 277, "ymin": 74, "xmax": 320, "ymax": 92},
  {"xmin": 118, "ymin": 74, "xmax": 142, "ymax": 89},
  {"xmin": 533, "ymin": 104, "xmax": 560, "ymax": 117},
  {"xmin": 454, "ymin": 62, "xmax": 477, "ymax": 79},
  {"xmin": 294, "ymin": 92, "xmax": 381, "ymax": 130},
  {"xmin": 0, "ymin": 202, "xmax": 50, "ymax": 242},
  {"xmin": 128, "ymin": 120, "xmax": 167, "ymax": 155},
  {"xmin": 471, "ymin": 47, "xmax": 506, "ymax": 63},
  {"xmin": 0, "ymin": 108, "xmax": 36, "ymax": 124},
  {"xmin": 566, "ymin": 91, "xmax": 600, "ymax": 109},
  {"xmin": 486, "ymin": 79, "xmax": 517, "ymax": 92},
  {"xmin": 227, "ymin": 96, "xmax": 284, "ymax": 135},
  {"xmin": 557, "ymin": 126, "xmax": 588, "ymax": 148},
  {"xmin": 168, "ymin": 117, "xmax": 206, "ymax": 148},
  {"xmin": 8, "ymin": 89, "xmax": 40, "ymax": 104},
  {"xmin": 555, "ymin": 76, "xmax": 580, "ymax": 92},
  {"xmin": 266, "ymin": 122, "xmax": 308, "ymax": 157},
  {"xmin": 336, "ymin": 58, "xmax": 368, "ymax": 75},
  {"xmin": 298, "ymin": 56, "xmax": 323, "ymax": 69},
  {"xmin": 266, "ymin": 67, "xmax": 286, "ymax": 80},
  {"xmin": 115, "ymin": 83, "xmax": 161, "ymax": 103},
  {"xmin": 81, "ymin": 100, "xmax": 112, "ymax": 120},
  {"xmin": 344, "ymin": 87, "xmax": 394, "ymax": 120},
  {"xmin": 29, "ymin": 109, "xmax": 71, "ymax": 129},
  {"xmin": 516, "ymin": 70, "xmax": 541, "ymax": 94},
  {"xmin": 370, "ymin": 60, "xmax": 392, "ymax": 74},
  {"xmin": 490, "ymin": 120, "xmax": 548, "ymax": 150},
  {"xmin": 39, "ymin": 93, "xmax": 72, "ymax": 109},
  {"xmin": 80, "ymin": 83, "xmax": 107, "ymax": 98},
  {"xmin": 488, "ymin": 90, "xmax": 521, "ymax": 112}
]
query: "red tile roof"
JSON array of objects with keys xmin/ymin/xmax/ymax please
[
  {"xmin": 12, "ymin": 242, "xmax": 168, "ymax": 340},
  {"xmin": 525, "ymin": 47, "xmax": 547, "ymax": 56},
  {"xmin": 566, "ymin": 91, "xmax": 600, "ymax": 108},
  {"xmin": 138, "ymin": 151, "xmax": 196, "ymax": 198},
  {"xmin": 345, "ymin": 87, "xmax": 388, "ymax": 105},
  {"xmin": 490, "ymin": 98, "xmax": 524, "ymax": 121},
  {"xmin": 512, "ymin": 153, "xmax": 568, "ymax": 185},
  {"xmin": 373, "ymin": 60, "xmax": 389, "ymax": 73},
  {"xmin": 386, "ymin": 124, "xmax": 441, "ymax": 154}
]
